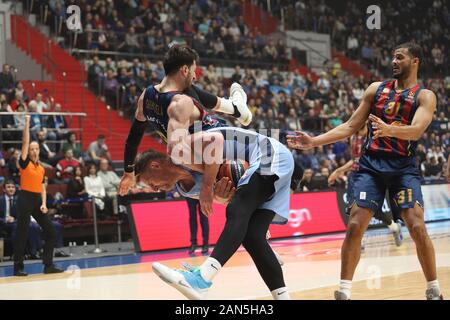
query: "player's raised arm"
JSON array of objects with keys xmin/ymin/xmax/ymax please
[
  {"xmin": 370, "ymin": 89, "xmax": 436, "ymax": 140},
  {"xmin": 287, "ymin": 82, "xmax": 380, "ymax": 150},
  {"xmin": 119, "ymin": 90, "xmax": 147, "ymax": 196}
]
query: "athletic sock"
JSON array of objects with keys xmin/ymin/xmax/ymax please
[
  {"xmin": 271, "ymin": 287, "xmax": 290, "ymax": 300},
  {"xmin": 218, "ymin": 98, "xmax": 235, "ymax": 115},
  {"xmin": 338, "ymin": 280, "xmax": 352, "ymax": 299},
  {"xmin": 427, "ymin": 280, "xmax": 441, "ymax": 293},
  {"xmin": 200, "ymin": 257, "xmax": 222, "ymax": 282},
  {"xmin": 386, "ymin": 220, "xmax": 399, "ymax": 232}
]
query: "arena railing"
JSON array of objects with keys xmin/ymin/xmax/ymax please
[{"xmin": 0, "ymin": 112, "xmax": 87, "ymax": 150}]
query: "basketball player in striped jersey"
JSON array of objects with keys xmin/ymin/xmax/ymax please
[
  {"xmin": 287, "ymin": 42, "xmax": 442, "ymax": 300},
  {"xmin": 119, "ymin": 44, "xmax": 253, "ymax": 216},
  {"xmin": 328, "ymin": 123, "xmax": 403, "ymax": 249}
]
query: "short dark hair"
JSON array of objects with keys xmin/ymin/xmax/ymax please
[
  {"xmin": 135, "ymin": 149, "xmax": 167, "ymax": 176},
  {"xmin": 163, "ymin": 44, "xmax": 199, "ymax": 75},
  {"xmin": 394, "ymin": 42, "xmax": 423, "ymax": 66},
  {"xmin": 98, "ymin": 134, "xmax": 105, "ymax": 140},
  {"xmin": 4, "ymin": 179, "xmax": 15, "ymax": 186}
]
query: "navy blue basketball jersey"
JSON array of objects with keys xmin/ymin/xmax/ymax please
[{"xmin": 142, "ymin": 85, "xmax": 221, "ymax": 142}]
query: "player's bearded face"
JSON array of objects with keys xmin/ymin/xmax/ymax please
[
  {"xmin": 392, "ymin": 49, "xmax": 412, "ymax": 79},
  {"xmin": 183, "ymin": 63, "xmax": 197, "ymax": 88}
]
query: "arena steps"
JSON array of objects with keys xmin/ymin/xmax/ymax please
[
  {"xmin": 21, "ymin": 80, "xmax": 165, "ymax": 159},
  {"xmin": 10, "ymin": 14, "xmax": 165, "ymax": 160}
]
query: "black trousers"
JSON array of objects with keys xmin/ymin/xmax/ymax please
[
  {"xmin": 13, "ymin": 190, "xmax": 57, "ymax": 266},
  {"xmin": 210, "ymin": 173, "xmax": 285, "ymax": 291},
  {"xmin": 186, "ymin": 198, "xmax": 209, "ymax": 246}
]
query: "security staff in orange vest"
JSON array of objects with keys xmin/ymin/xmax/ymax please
[{"xmin": 13, "ymin": 114, "xmax": 64, "ymax": 276}]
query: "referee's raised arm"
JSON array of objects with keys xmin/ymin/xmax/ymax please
[{"xmin": 20, "ymin": 114, "xmax": 31, "ymax": 161}]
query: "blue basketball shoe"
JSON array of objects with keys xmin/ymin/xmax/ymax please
[{"xmin": 152, "ymin": 262, "xmax": 212, "ymax": 300}]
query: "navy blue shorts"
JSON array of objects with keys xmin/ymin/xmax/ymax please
[{"xmin": 350, "ymin": 152, "xmax": 423, "ymax": 215}]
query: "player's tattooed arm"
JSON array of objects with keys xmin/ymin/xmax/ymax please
[{"xmin": 370, "ymin": 89, "xmax": 436, "ymax": 141}]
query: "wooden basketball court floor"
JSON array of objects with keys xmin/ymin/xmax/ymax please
[{"xmin": 0, "ymin": 221, "xmax": 449, "ymax": 300}]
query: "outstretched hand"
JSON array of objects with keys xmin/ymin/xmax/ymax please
[{"xmin": 286, "ymin": 131, "xmax": 314, "ymax": 150}]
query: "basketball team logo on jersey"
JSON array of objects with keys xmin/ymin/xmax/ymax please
[
  {"xmin": 364, "ymin": 80, "xmax": 422, "ymax": 157},
  {"xmin": 146, "ymin": 99, "xmax": 163, "ymax": 116}
]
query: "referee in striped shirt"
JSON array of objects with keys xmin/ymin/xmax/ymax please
[{"xmin": 13, "ymin": 115, "xmax": 63, "ymax": 276}]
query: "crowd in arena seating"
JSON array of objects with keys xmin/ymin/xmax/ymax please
[
  {"xmin": 43, "ymin": 0, "xmax": 290, "ymax": 68},
  {"xmin": 0, "ymin": 65, "xmax": 123, "ymax": 222},
  {"xmin": 82, "ymin": 53, "xmax": 450, "ymax": 190},
  {"xmin": 258, "ymin": 0, "xmax": 449, "ymax": 78},
  {"xmin": 8, "ymin": 0, "xmax": 450, "ymax": 192}
]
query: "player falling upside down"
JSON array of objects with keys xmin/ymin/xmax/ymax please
[
  {"xmin": 328, "ymin": 122, "xmax": 403, "ymax": 249},
  {"xmin": 287, "ymin": 42, "xmax": 442, "ymax": 300},
  {"xmin": 136, "ymin": 126, "xmax": 294, "ymax": 300},
  {"xmin": 118, "ymin": 44, "xmax": 252, "ymax": 217}
]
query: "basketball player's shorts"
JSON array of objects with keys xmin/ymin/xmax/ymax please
[
  {"xmin": 346, "ymin": 171, "xmax": 400, "ymax": 221},
  {"xmin": 350, "ymin": 152, "xmax": 424, "ymax": 216}
]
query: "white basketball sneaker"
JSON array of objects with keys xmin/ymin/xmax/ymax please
[
  {"xmin": 152, "ymin": 262, "xmax": 211, "ymax": 300},
  {"xmin": 230, "ymin": 82, "xmax": 252, "ymax": 126}
]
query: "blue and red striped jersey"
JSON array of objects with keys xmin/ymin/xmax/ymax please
[
  {"xmin": 142, "ymin": 85, "xmax": 220, "ymax": 142},
  {"xmin": 364, "ymin": 80, "xmax": 422, "ymax": 157}
]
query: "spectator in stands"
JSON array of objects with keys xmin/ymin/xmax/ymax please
[
  {"xmin": 84, "ymin": 164, "xmax": 108, "ymax": 219},
  {"xmin": 103, "ymin": 69, "xmax": 120, "ymax": 108},
  {"xmin": 263, "ymin": 40, "xmax": 278, "ymax": 62},
  {"xmin": 10, "ymin": 92, "xmax": 26, "ymax": 111},
  {"xmin": 88, "ymin": 56, "xmax": 104, "ymax": 93},
  {"xmin": 135, "ymin": 69, "xmax": 149, "ymax": 92},
  {"xmin": 0, "ymin": 150, "xmax": 4, "ymax": 167},
  {"xmin": 14, "ymin": 82, "xmax": 29, "ymax": 103},
  {"xmin": 186, "ymin": 197, "xmax": 209, "ymax": 255},
  {"xmin": 123, "ymin": 83, "xmax": 139, "ymax": 118},
  {"xmin": 62, "ymin": 132, "xmax": 84, "ymax": 163},
  {"xmin": 1, "ymin": 100, "xmax": 16, "ymax": 148},
  {"xmin": 122, "ymin": 27, "xmax": 140, "ymax": 53},
  {"xmin": 14, "ymin": 103, "xmax": 27, "ymax": 131},
  {"xmin": 0, "ymin": 180, "xmax": 42, "ymax": 260},
  {"xmin": 27, "ymin": 101, "xmax": 54, "ymax": 142},
  {"xmin": 28, "ymin": 93, "xmax": 49, "ymax": 113},
  {"xmin": 0, "ymin": 64, "xmax": 14, "ymax": 97},
  {"xmin": 97, "ymin": 158, "xmax": 121, "ymax": 215},
  {"xmin": 0, "ymin": 151, "xmax": 4, "ymax": 185},
  {"xmin": 36, "ymin": 129, "xmax": 61, "ymax": 167},
  {"xmin": 87, "ymin": 134, "xmax": 112, "ymax": 165},
  {"xmin": 6, "ymin": 149, "xmax": 20, "ymax": 184},
  {"xmin": 298, "ymin": 168, "xmax": 314, "ymax": 191},
  {"xmin": 347, "ymin": 33, "xmax": 359, "ymax": 60},
  {"xmin": 212, "ymin": 37, "xmax": 226, "ymax": 59},
  {"xmin": 66, "ymin": 166, "xmax": 88, "ymax": 219},
  {"xmin": 153, "ymin": 61, "xmax": 165, "ymax": 82},
  {"xmin": 231, "ymin": 65, "xmax": 242, "ymax": 84},
  {"xmin": 56, "ymin": 149, "xmax": 80, "ymax": 184},
  {"xmin": 308, "ymin": 167, "xmax": 330, "ymax": 191},
  {"xmin": 46, "ymin": 103, "xmax": 69, "ymax": 152}
]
